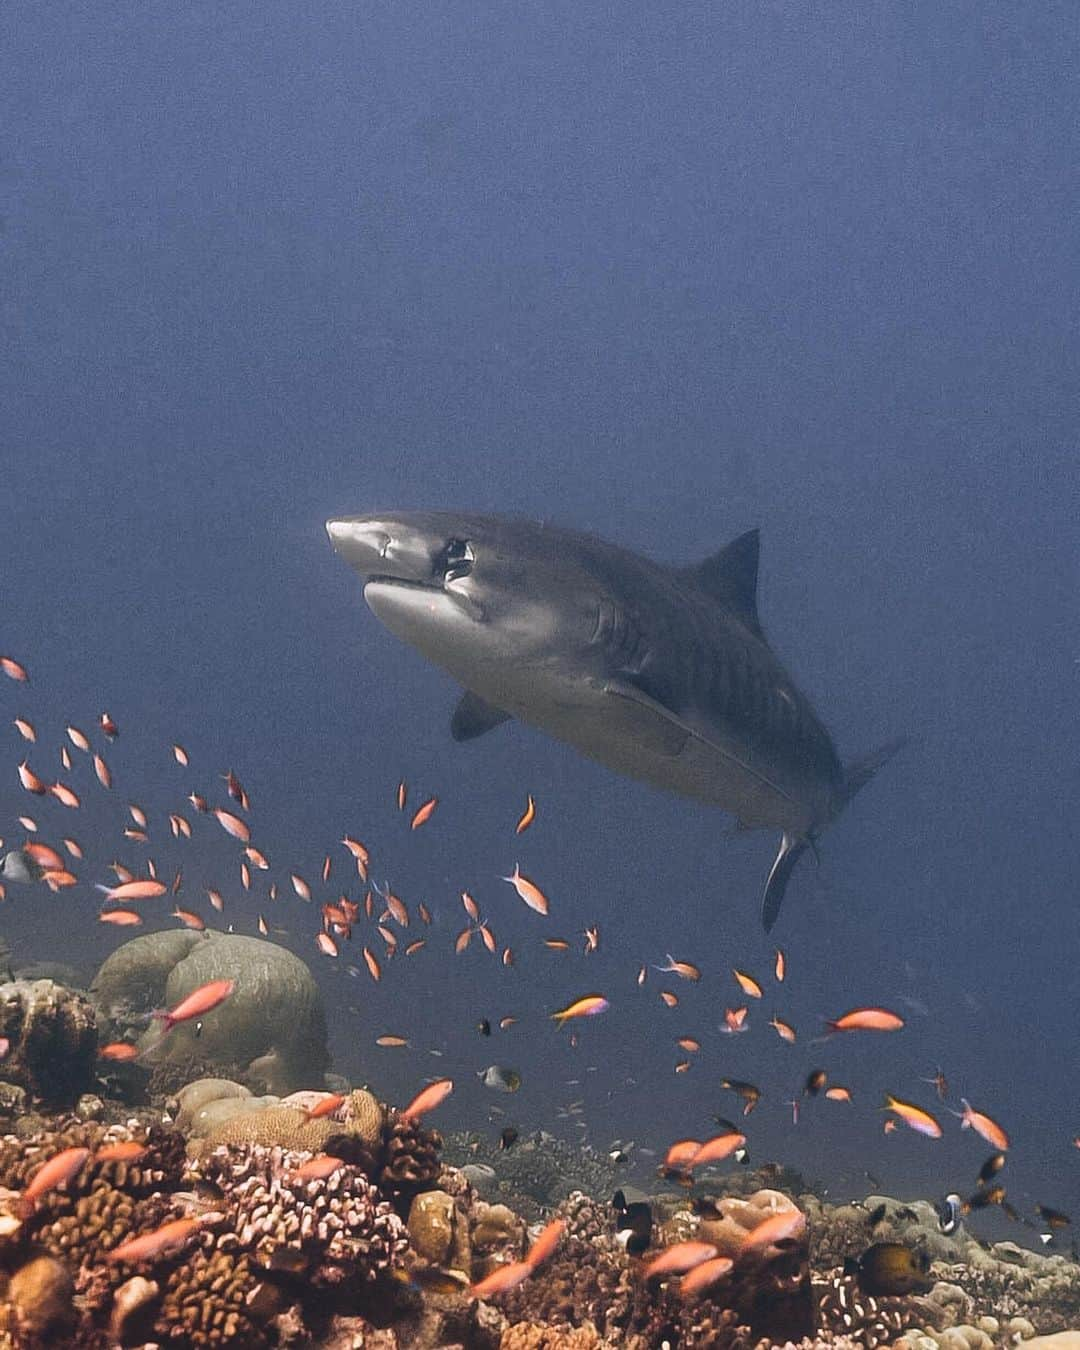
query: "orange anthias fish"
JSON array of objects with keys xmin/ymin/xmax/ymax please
[
  {"xmin": 740, "ymin": 1207, "xmax": 806, "ymax": 1253},
  {"xmin": 551, "ymin": 995, "xmax": 609, "ymax": 1025},
  {"xmin": 525, "ymin": 1218, "xmax": 566, "ymax": 1269},
  {"xmin": 956, "ymin": 1099, "xmax": 1010, "ymax": 1151},
  {"xmin": 663, "ymin": 1138, "xmax": 702, "ymax": 1171},
  {"xmin": 883, "ymin": 1094, "xmax": 943, "ymax": 1139},
  {"xmin": 655, "ymin": 954, "xmax": 701, "ymax": 982},
  {"xmin": 502, "ymin": 864, "xmax": 549, "ymax": 915},
  {"xmin": 732, "ymin": 969, "xmax": 762, "ymax": 999},
  {"xmin": 95, "ymin": 1141, "xmax": 148, "ymax": 1163},
  {"xmin": 643, "ymin": 1241, "xmax": 718, "ymax": 1279},
  {"xmin": 769, "ymin": 1016, "xmax": 796, "ymax": 1043},
  {"xmin": 99, "ymin": 909, "xmax": 143, "ymax": 927},
  {"xmin": 826, "ymin": 1007, "xmax": 905, "ymax": 1033},
  {"xmin": 212, "ymin": 808, "xmax": 250, "ymax": 843},
  {"xmin": 17, "ymin": 762, "xmax": 47, "ymax": 794},
  {"xmin": 690, "ymin": 1132, "xmax": 747, "ymax": 1169},
  {"xmin": 469, "ymin": 1260, "xmax": 533, "ymax": 1299},
  {"xmin": 679, "ymin": 1254, "xmax": 734, "ymax": 1299},
  {"xmin": 99, "ymin": 1042, "xmax": 140, "ymax": 1061},
  {"xmin": 302, "ymin": 1093, "xmax": 345, "ymax": 1121},
  {"xmin": 18, "ymin": 1146, "xmax": 89, "ymax": 1218},
  {"xmin": 24, "ymin": 842, "xmax": 66, "ymax": 872},
  {"xmin": 95, "ymin": 879, "xmax": 167, "ymax": 903},
  {"xmin": 293, "ymin": 1154, "xmax": 345, "ymax": 1182},
  {"xmin": 157, "ymin": 979, "xmax": 235, "ymax": 1032},
  {"xmin": 515, "ymin": 795, "xmax": 536, "ymax": 834},
  {"xmin": 108, "ymin": 1217, "xmax": 202, "ymax": 1264},
  {"xmin": 401, "ymin": 1078, "xmax": 454, "ymax": 1122},
  {"xmin": 0, "ymin": 657, "xmax": 29, "ymax": 682},
  {"xmin": 410, "ymin": 796, "xmax": 438, "ymax": 829}
]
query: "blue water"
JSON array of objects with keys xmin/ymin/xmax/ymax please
[{"xmin": 3, "ymin": 0, "xmax": 1077, "ymax": 1248}]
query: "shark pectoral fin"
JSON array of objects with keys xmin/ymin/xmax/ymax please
[
  {"xmin": 450, "ymin": 691, "xmax": 512, "ymax": 742},
  {"xmin": 601, "ymin": 680, "xmax": 690, "ymax": 757},
  {"xmin": 760, "ymin": 832, "xmax": 809, "ymax": 933}
]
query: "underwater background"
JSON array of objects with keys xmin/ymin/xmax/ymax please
[{"xmin": 1, "ymin": 3, "xmax": 1078, "ymax": 1344}]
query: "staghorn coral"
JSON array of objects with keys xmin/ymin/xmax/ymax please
[{"xmin": 195, "ymin": 1142, "xmax": 407, "ymax": 1287}]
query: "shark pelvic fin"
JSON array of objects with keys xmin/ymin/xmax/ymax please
[
  {"xmin": 840, "ymin": 736, "xmax": 908, "ymax": 807},
  {"xmin": 450, "ymin": 691, "xmax": 511, "ymax": 741}
]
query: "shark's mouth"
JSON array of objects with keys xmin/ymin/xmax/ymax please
[{"xmin": 367, "ymin": 538, "xmax": 473, "ymax": 590}]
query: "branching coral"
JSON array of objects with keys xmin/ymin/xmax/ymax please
[{"xmin": 194, "ymin": 1142, "xmax": 408, "ymax": 1286}]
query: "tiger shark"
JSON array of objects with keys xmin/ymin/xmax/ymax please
[{"xmin": 326, "ymin": 510, "xmax": 903, "ymax": 930}]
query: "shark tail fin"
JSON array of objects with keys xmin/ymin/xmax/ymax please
[
  {"xmin": 760, "ymin": 736, "xmax": 906, "ymax": 932},
  {"xmin": 839, "ymin": 736, "xmax": 908, "ymax": 809}
]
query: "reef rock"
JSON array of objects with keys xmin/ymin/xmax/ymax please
[
  {"xmin": 0, "ymin": 979, "xmax": 97, "ymax": 1104},
  {"xmin": 7, "ymin": 1253, "xmax": 75, "ymax": 1339},
  {"xmin": 91, "ymin": 931, "xmax": 329, "ymax": 1094}
]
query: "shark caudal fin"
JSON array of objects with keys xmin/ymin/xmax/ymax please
[
  {"xmin": 761, "ymin": 833, "xmax": 810, "ymax": 933},
  {"xmin": 759, "ymin": 737, "xmax": 907, "ymax": 932}
]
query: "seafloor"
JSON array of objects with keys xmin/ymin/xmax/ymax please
[{"xmin": 0, "ymin": 968, "xmax": 1077, "ymax": 1349}]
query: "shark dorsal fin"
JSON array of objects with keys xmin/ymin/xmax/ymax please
[{"xmin": 683, "ymin": 529, "xmax": 763, "ymax": 638}]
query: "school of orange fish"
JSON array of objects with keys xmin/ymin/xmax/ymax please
[{"xmin": 0, "ymin": 651, "xmax": 1074, "ymax": 1289}]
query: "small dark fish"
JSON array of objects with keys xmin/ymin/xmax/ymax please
[
  {"xmin": 711, "ymin": 1115, "xmax": 743, "ymax": 1135},
  {"xmin": 718, "ymin": 1079, "xmax": 761, "ymax": 1115},
  {"xmin": 193, "ymin": 1178, "xmax": 225, "ymax": 1206},
  {"xmin": 499, "ymin": 1127, "xmax": 519, "ymax": 1151},
  {"xmin": 612, "ymin": 1189, "xmax": 652, "ymax": 1256},
  {"xmin": 1036, "ymin": 1204, "xmax": 1071, "ymax": 1230},
  {"xmin": 477, "ymin": 1018, "xmax": 491, "ymax": 1037},
  {"xmin": 265, "ymin": 1246, "xmax": 312, "ymax": 1277},
  {"xmin": 691, "ymin": 1195, "xmax": 723, "ymax": 1218},
  {"xmin": 977, "ymin": 1153, "xmax": 1006, "ymax": 1186},
  {"xmin": 845, "ymin": 1242, "xmax": 932, "ymax": 1297},
  {"xmin": 964, "ymin": 1185, "xmax": 1006, "ymax": 1213},
  {"xmin": 402, "ymin": 1265, "xmax": 470, "ymax": 1296},
  {"xmin": 804, "ymin": 1068, "xmax": 827, "ymax": 1097},
  {"xmin": 934, "ymin": 1198, "xmax": 961, "ymax": 1236}
]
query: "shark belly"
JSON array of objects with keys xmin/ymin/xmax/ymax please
[{"xmin": 470, "ymin": 667, "xmax": 825, "ymax": 834}]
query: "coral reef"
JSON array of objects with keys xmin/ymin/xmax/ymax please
[
  {"xmin": 443, "ymin": 1131, "xmax": 619, "ymax": 1221},
  {"xmin": 91, "ymin": 931, "xmax": 330, "ymax": 1094},
  {"xmin": 0, "ymin": 979, "xmax": 98, "ymax": 1104},
  {"xmin": 193, "ymin": 1142, "xmax": 408, "ymax": 1285},
  {"xmin": 0, "ymin": 1050, "xmax": 1071, "ymax": 1350}
]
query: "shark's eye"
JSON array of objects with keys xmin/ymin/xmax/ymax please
[{"xmin": 439, "ymin": 538, "xmax": 474, "ymax": 585}]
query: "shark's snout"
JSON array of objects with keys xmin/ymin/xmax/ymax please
[{"xmin": 325, "ymin": 516, "xmax": 437, "ymax": 584}]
